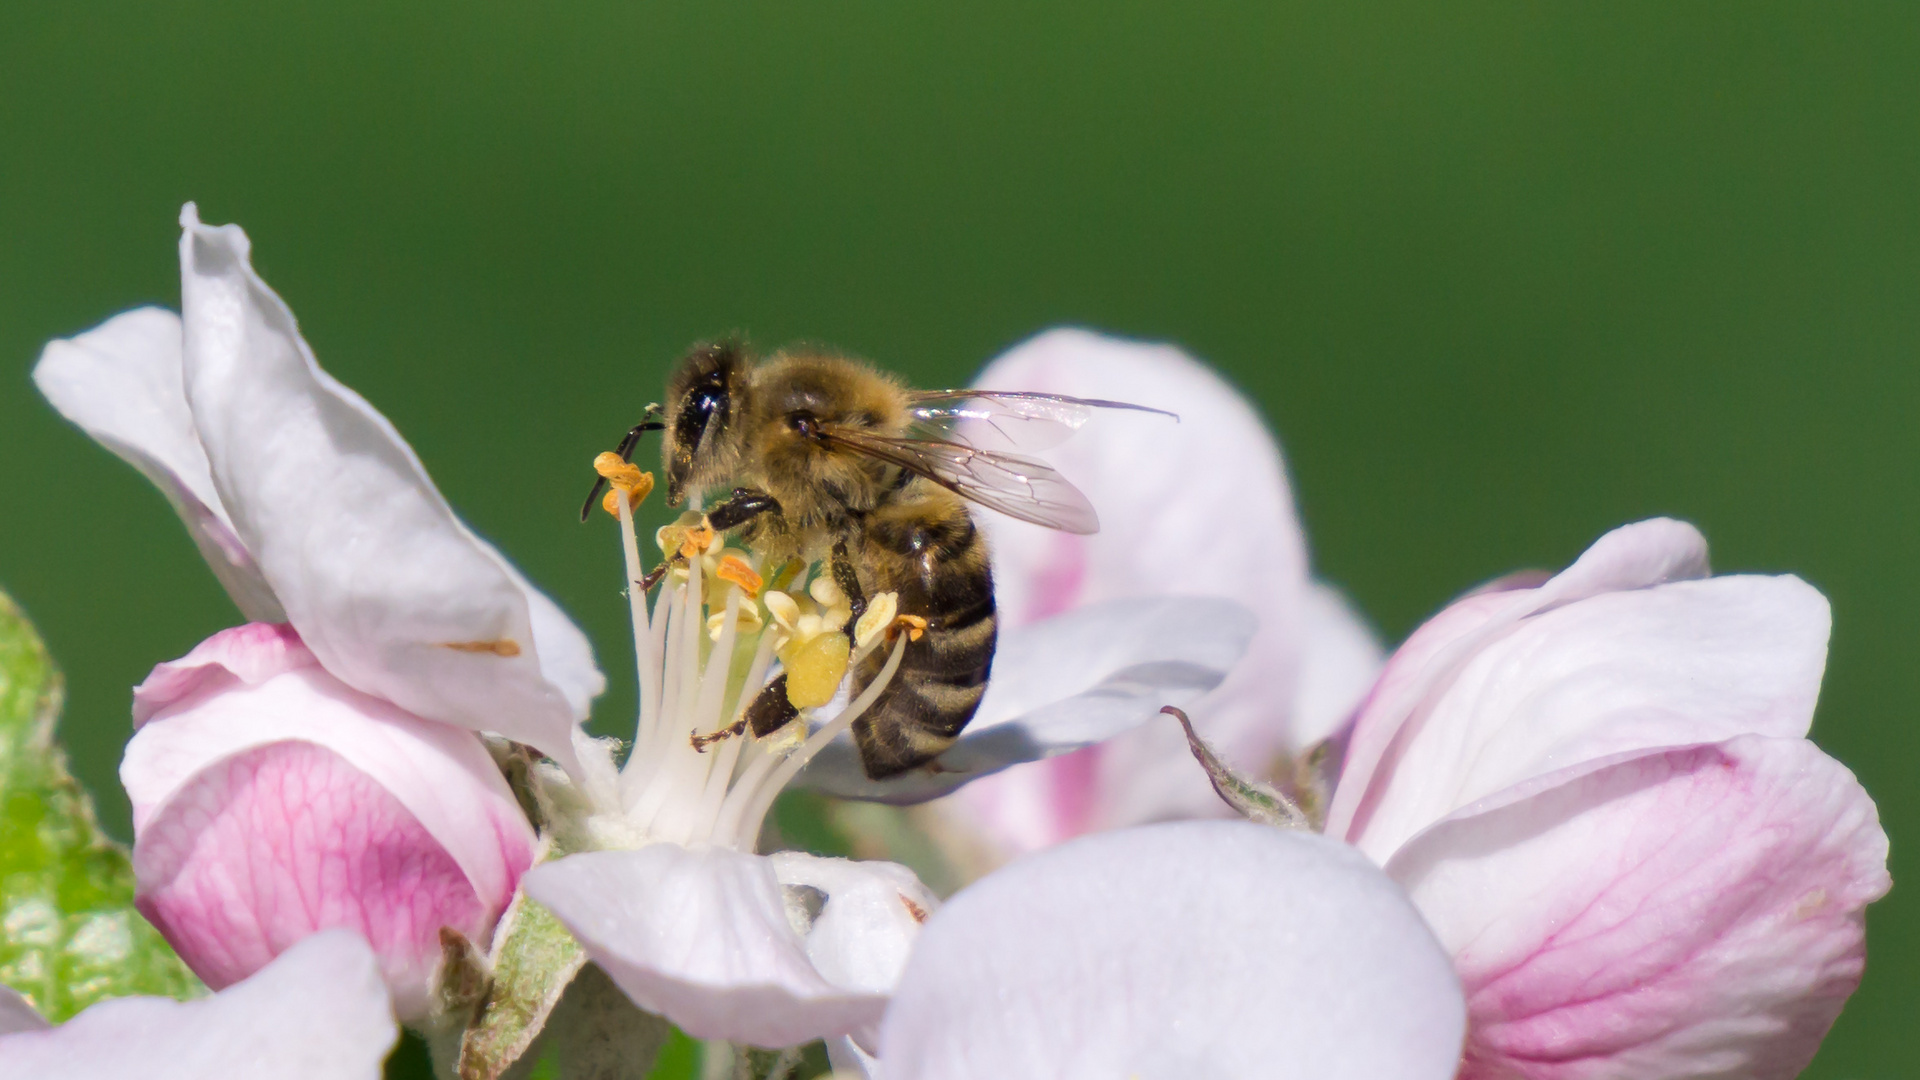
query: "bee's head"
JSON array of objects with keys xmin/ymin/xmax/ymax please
[{"xmin": 661, "ymin": 339, "xmax": 750, "ymax": 505}]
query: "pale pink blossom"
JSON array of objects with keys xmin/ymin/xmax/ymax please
[
  {"xmin": 122, "ymin": 624, "xmax": 535, "ymax": 1021},
  {"xmin": 1326, "ymin": 518, "xmax": 1890, "ymax": 1079},
  {"xmin": 33, "ymin": 206, "xmax": 598, "ymax": 1017},
  {"xmin": 916, "ymin": 328, "xmax": 1381, "ymax": 862},
  {"xmin": 854, "ymin": 821, "xmax": 1466, "ymax": 1079},
  {"xmin": 0, "ymin": 930, "xmax": 396, "ymax": 1080}
]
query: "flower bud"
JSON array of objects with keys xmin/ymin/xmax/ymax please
[{"xmin": 121, "ymin": 624, "xmax": 536, "ymax": 1021}]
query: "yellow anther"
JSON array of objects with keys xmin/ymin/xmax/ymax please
[
  {"xmin": 890, "ymin": 613, "xmax": 929, "ymax": 643},
  {"xmin": 783, "ymin": 631, "xmax": 851, "ymax": 708},
  {"xmin": 680, "ymin": 519, "xmax": 717, "ymax": 559},
  {"xmin": 715, "ymin": 555, "xmax": 764, "ymax": 597},
  {"xmin": 854, "ymin": 592, "xmax": 900, "ymax": 649},
  {"xmin": 764, "ymin": 590, "xmax": 801, "ymax": 632},
  {"xmin": 593, "ymin": 455, "xmax": 655, "ymax": 519},
  {"xmin": 656, "ymin": 511, "xmax": 705, "ymax": 558},
  {"xmin": 707, "ymin": 603, "xmax": 765, "ymax": 642},
  {"xmin": 809, "ymin": 575, "xmax": 847, "ymax": 609},
  {"xmin": 593, "ymin": 452, "xmax": 645, "ymax": 485},
  {"xmin": 601, "ymin": 476, "xmax": 656, "ymax": 518},
  {"xmin": 822, "ymin": 602, "xmax": 853, "ymax": 633}
]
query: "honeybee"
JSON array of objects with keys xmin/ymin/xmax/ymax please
[{"xmin": 586, "ymin": 339, "xmax": 1169, "ymax": 779}]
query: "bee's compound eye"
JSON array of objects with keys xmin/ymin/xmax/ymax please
[
  {"xmin": 677, "ymin": 383, "xmax": 727, "ymax": 453},
  {"xmin": 692, "ymin": 389, "xmax": 723, "ymax": 423}
]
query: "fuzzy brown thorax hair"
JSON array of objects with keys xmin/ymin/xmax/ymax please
[{"xmin": 662, "ymin": 343, "xmax": 913, "ymax": 548}]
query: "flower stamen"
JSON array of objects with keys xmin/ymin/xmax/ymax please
[
  {"xmin": 592, "ymin": 452, "xmax": 655, "ymax": 519},
  {"xmin": 715, "ymin": 555, "xmax": 763, "ymax": 597},
  {"xmin": 578, "ymin": 465, "xmax": 905, "ymax": 853}
]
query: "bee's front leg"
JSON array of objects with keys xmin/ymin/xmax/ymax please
[{"xmin": 706, "ymin": 488, "xmax": 782, "ymax": 531}]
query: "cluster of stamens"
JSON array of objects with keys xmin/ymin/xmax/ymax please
[{"xmin": 552, "ymin": 453, "xmax": 913, "ymax": 854}]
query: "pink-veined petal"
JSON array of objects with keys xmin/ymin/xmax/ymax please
[
  {"xmin": 1341, "ymin": 571, "xmax": 1827, "ymax": 863},
  {"xmin": 0, "ymin": 929, "xmax": 395, "ymax": 1080},
  {"xmin": 523, "ymin": 845, "xmax": 908, "ymax": 1048},
  {"xmin": 877, "ymin": 821, "xmax": 1466, "ymax": 1080},
  {"xmin": 175, "ymin": 205, "xmax": 600, "ymax": 771},
  {"xmin": 132, "ymin": 740, "xmax": 498, "ymax": 1021},
  {"xmin": 32, "ymin": 307, "xmax": 283, "ymax": 622},
  {"xmin": 131, "ymin": 622, "xmax": 317, "ymax": 726},
  {"xmin": 1336, "ymin": 518, "xmax": 1766, "ymax": 853},
  {"xmin": 123, "ymin": 627, "xmax": 533, "ymax": 904},
  {"xmin": 1389, "ymin": 736, "xmax": 1888, "ymax": 1080}
]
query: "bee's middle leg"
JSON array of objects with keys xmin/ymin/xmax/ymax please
[{"xmin": 831, "ymin": 538, "xmax": 868, "ymax": 620}]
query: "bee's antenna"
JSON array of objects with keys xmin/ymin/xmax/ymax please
[{"xmin": 580, "ymin": 405, "xmax": 665, "ymax": 522}]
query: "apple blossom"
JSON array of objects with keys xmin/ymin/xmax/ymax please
[
  {"xmin": 519, "ymin": 418, "xmax": 1257, "ymax": 1051},
  {"xmin": 1325, "ymin": 518, "xmax": 1890, "ymax": 1079},
  {"xmin": 120, "ymin": 624, "xmax": 534, "ymax": 1022},
  {"xmin": 909, "ymin": 328, "xmax": 1382, "ymax": 863},
  {"xmin": 0, "ymin": 930, "xmax": 396, "ymax": 1080},
  {"xmin": 858, "ymin": 821, "xmax": 1466, "ymax": 1080},
  {"xmin": 33, "ymin": 206, "xmax": 599, "ymax": 1018}
]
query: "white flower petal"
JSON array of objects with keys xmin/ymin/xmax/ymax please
[
  {"xmin": 175, "ymin": 206, "xmax": 600, "ymax": 770},
  {"xmin": 0, "ymin": 987, "xmax": 47, "ymax": 1036},
  {"xmin": 1328, "ymin": 518, "xmax": 1725, "ymax": 845},
  {"xmin": 1342, "ymin": 571, "xmax": 1828, "ymax": 863},
  {"xmin": 768, "ymin": 853, "xmax": 935, "ymax": 994},
  {"xmin": 122, "ymin": 627, "xmax": 534, "ymax": 912},
  {"xmin": 877, "ymin": 821, "xmax": 1465, "ymax": 1080},
  {"xmin": 971, "ymin": 328, "xmax": 1316, "ymax": 765},
  {"xmin": 0, "ymin": 929, "xmax": 395, "ymax": 1080},
  {"xmin": 796, "ymin": 596, "xmax": 1256, "ymax": 803},
  {"xmin": 32, "ymin": 307, "xmax": 284, "ymax": 622},
  {"xmin": 1389, "ymin": 735, "xmax": 1887, "ymax": 1080},
  {"xmin": 770, "ymin": 852, "xmax": 939, "ymax": 1052},
  {"xmin": 522, "ymin": 845, "xmax": 887, "ymax": 1048}
]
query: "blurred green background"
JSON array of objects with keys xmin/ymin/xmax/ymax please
[{"xmin": 1, "ymin": 2, "xmax": 1914, "ymax": 1075}]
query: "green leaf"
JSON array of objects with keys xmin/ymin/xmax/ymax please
[{"xmin": 0, "ymin": 587, "xmax": 203, "ymax": 1020}]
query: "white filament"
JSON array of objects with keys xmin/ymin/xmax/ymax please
[{"xmin": 602, "ymin": 493, "xmax": 902, "ymax": 851}]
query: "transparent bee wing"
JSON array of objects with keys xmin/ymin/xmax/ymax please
[
  {"xmin": 822, "ymin": 426, "xmax": 1101, "ymax": 534},
  {"xmin": 906, "ymin": 390, "xmax": 1177, "ymax": 453}
]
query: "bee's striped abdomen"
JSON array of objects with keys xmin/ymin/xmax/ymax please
[{"xmin": 849, "ymin": 491, "xmax": 997, "ymax": 779}]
